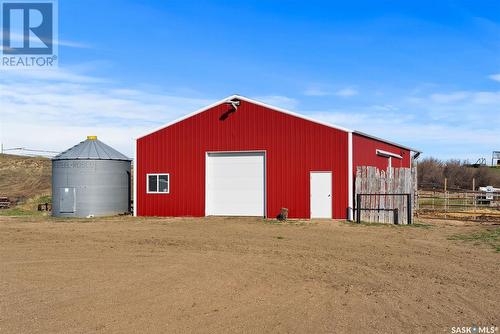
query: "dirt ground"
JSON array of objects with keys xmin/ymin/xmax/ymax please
[{"xmin": 0, "ymin": 216, "xmax": 498, "ymax": 334}]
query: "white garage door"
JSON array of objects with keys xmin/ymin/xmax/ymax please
[{"xmin": 206, "ymin": 152, "xmax": 265, "ymax": 216}]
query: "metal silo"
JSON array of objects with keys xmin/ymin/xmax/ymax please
[{"xmin": 52, "ymin": 136, "xmax": 132, "ymax": 217}]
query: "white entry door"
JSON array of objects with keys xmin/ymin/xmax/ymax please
[
  {"xmin": 310, "ymin": 172, "xmax": 332, "ymax": 218},
  {"xmin": 206, "ymin": 152, "xmax": 265, "ymax": 216}
]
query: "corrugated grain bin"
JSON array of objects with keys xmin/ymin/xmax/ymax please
[{"xmin": 52, "ymin": 136, "xmax": 132, "ymax": 217}]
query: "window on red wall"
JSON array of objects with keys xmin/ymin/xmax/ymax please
[{"xmin": 147, "ymin": 174, "xmax": 170, "ymax": 194}]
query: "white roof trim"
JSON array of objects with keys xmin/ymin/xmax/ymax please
[
  {"xmin": 136, "ymin": 94, "xmax": 352, "ymax": 140},
  {"xmin": 376, "ymin": 149, "xmax": 403, "ymax": 159}
]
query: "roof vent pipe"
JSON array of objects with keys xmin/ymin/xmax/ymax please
[{"xmin": 224, "ymin": 98, "xmax": 240, "ymax": 111}]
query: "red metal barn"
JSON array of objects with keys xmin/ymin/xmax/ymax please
[{"xmin": 135, "ymin": 95, "xmax": 418, "ymax": 219}]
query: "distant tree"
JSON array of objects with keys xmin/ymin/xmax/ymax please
[
  {"xmin": 474, "ymin": 167, "xmax": 500, "ymax": 188},
  {"xmin": 418, "ymin": 158, "xmax": 500, "ymax": 190},
  {"xmin": 443, "ymin": 160, "xmax": 474, "ymax": 189},
  {"xmin": 417, "ymin": 158, "xmax": 444, "ymax": 189}
]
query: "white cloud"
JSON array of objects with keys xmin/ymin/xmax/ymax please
[
  {"xmin": 304, "ymin": 108, "xmax": 497, "ymax": 160},
  {"xmin": 303, "ymin": 87, "xmax": 330, "ymax": 96},
  {"xmin": 371, "ymin": 104, "xmax": 399, "ymax": 112},
  {"xmin": 0, "ymin": 69, "xmax": 300, "ymax": 157},
  {"xmin": 334, "ymin": 88, "xmax": 358, "ymax": 97},
  {"xmin": 304, "ymin": 86, "xmax": 360, "ymax": 97},
  {"xmin": 0, "ymin": 67, "xmax": 106, "ymax": 83},
  {"xmin": 0, "ymin": 123, "xmax": 142, "ymax": 159},
  {"xmin": 58, "ymin": 40, "xmax": 91, "ymax": 49},
  {"xmin": 430, "ymin": 91, "xmax": 469, "ymax": 103},
  {"xmin": 473, "ymin": 91, "xmax": 500, "ymax": 104},
  {"xmin": 253, "ymin": 95, "xmax": 298, "ymax": 110},
  {"xmin": 300, "ymin": 86, "xmax": 500, "ymax": 161},
  {"xmin": 488, "ymin": 73, "xmax": 500, "ymax": 82},
  {"xmin": 0, "ymin": 70, "xmax": 213, "ymax": 157},
  {"xmin": 1, "ymin": 67, "xmax": 499, "ymax": 162}
]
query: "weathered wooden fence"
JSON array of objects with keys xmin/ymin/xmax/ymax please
[{"xmin": 355, "ymin": 166, "xmax": 417, "ymax": 224}]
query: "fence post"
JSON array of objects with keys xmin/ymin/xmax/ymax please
[
  {"xmin": 444, "ymin": 178, "xmax": 448, "ymax": 218},
  {"xmin": 393, "ymin": 208, "xmax": 399, "ymax": 225},
  {"xmin": 472, "ymin": 178, "xmax": 477, "ymax": 213},
  {"xmin": 356, "ymin": 194, "xmax": 361, "ymax": 223},
  {"xmin": 407, "ymin": 194, "xmax": 412, "ymax": 225}
]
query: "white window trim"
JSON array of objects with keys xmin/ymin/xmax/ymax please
[
  {"xmin": 376, "ymin": 149, "xmax": 402, "ymax": 159},
  {"xmin": 146, "ymin": 173, "xmax": 170, "ymax": 194}
]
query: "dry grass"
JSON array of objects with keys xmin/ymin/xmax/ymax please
[{"xmin": 0, "ymin": 154, "xmax": 51, "ymax": 203}]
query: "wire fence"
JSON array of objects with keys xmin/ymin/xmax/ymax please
[
  {"xmin": 417, "ymin": 189, "xmax": 500, "ymax": 222},
  {"xmin": 418, "ymin": 190, "xmax": 500, "ymax": 212}
]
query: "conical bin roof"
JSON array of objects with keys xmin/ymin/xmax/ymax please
[{"xmin": 53, "ymin": 136, "xmax": 131, "ymax": 161}]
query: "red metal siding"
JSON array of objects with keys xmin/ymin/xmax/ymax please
[
  {"xmin": 352, "ymin": 133, "xmax": 411, "ymax": 173},
  {"xmin": 137, "ymin": 100, "xmax": 349, "ymax": 219}
]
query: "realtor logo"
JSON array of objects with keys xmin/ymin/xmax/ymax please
[{"xmin": 1, "ymin": 0, "xmax": 58, "ymax": 67}]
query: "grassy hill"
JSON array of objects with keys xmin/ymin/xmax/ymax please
[{"xmin": 0, "ymin": 154, "xmax": 51, "ymax": 204}]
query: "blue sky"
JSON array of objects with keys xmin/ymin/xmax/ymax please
[{"xmin": 1, "ymin": 0, "xmax": 499, "ymax": 161}]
